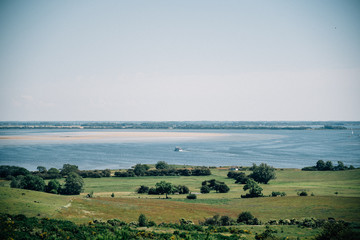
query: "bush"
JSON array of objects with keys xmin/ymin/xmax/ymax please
[
  {"xmin": 137, "ymin": 185, "xmax": 149, "ymax": 194},
  {"xmin": 299, "ymin": 191, "xmax": 308, "ymax": 196},
  {"xmin": 315, "ymin": 221, "xmax": 357, "ymax": 240},
  {"xmin": 216, "ymin": 184, "xmax": 230, "ymax": 193},
  {"xmin": 200, "ymin": 185, "xmax": 211, "ymax": 194},
  {"xmin": 114, "ymin": 170, "xmax": 135, "ymax": 177},
  {"xmin": 175, "ymin": 185, "xmax": 190, "ymax": 194},
  {"xmin": 202, "ymin": 179, "xmax": 230, "ymax": 193},
  {"xmin": 187, "ymin": 194, "xmax": 197, "ymax": 199},
  {"xmin": 271, "ymin": 191, "xmax": 286, "ymax": 197},
  {"xmin": 155, "ymin": 161, "xmax": 169, "ymax": 170},
  {"xmin": 237, "ymin": 212, "xmax": 254, "ymax": 224},
  {"xmin": 133, "ymin": 164, "xmax": 150, "ymax": 176},
  {"xmin": 138, "ymin": 214, "xmax": 147, "ymax": 227},
  {"xmin": 148, "ymin": 187, "xmax": 158, "ymax": 195}
]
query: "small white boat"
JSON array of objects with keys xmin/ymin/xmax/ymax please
[{"xmin": 174, "ymin": 147, "xmax": 183, "ymax": 152}]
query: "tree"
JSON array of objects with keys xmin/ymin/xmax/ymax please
[
  {"xmin": 316, "ymin": 160, "xmax": 325, "ymax": 171},
  {"xmin": 336, "ymin": 161, "xmax": 346, "ymax": 171},
  {"xmin": 22, "ymin": 175, "xmax": 45, "ymax": 192},
  {"xmin": 133, "ymin": 164, "xmax": 150, "ymax": 176},
  {"xmin": 63, "ymin": 172, "xmax": 84, "ymax": 195},
  {"xmin": 37, "ymin": 166, "xmax": 47, "ymax": 173},
  {"xmin": 249, "ymin": 163, "xmax": 276, "ymax": 184},
  {"xmin": 155, "ymin": 181, "xmax": 174, "ymax": 198},
  {"xmin": 242, "ymin": 179, "xmax": 263, "ymax": 198},
  {"xmin": 237, "ymin": 211, "xmax": 254, "ymax": 224},
  {"xmin": 10, "ymin": 175, "xmax": 25, "ymax": 189},
  {"xmin": 216, "ymin": 184, "xmax": 230, "ymax": 193},
  {"xmin": 46, "ymin": 179, "xmax": 61, "ymax": 194},
  {"xmin": 324, "ymin": 161, "xmax": 334, "ymax": 171},
  {"xmin": 61, "ymin": 164, "xmax": 79, "ymax": 176},
  {"xmin": 155, "ymin": 161, "xmax": 169, "ymax": 170},
  {"xmin": 48, "ymin": 168, "xmax": 60, "ymax": 174}
]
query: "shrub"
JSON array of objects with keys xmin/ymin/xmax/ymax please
[
  {"xmin": 299, "ymin": 191, "xmax": 308, "ymax": 196},
  {"xmin": 202, "ymin": 179, "xmax": 230, "ymax": 193},
  {"xmin": 137, "ymin": 185, "xmax": 150, "ymax": 194},
  {"xmin": 237, "ymin": 212, "xmax": 254, "ymax": 224},
  {"xmin": 148, "ymin": 187, "xmax": 158, "ymax": 195},
  {"xmin": 175, "ymin": 185, "xmax": 189, "ymax": 194},
  {"xmin": 155, "ymin": 161, "xmax": 169, "ymax": 170},
  {"xmin": 187, "ymin": 194, "xmax": 197, "ymax": 199},
  {"xmin": 315, "ymin": 221, "xmax": 357, "ymax": 240},
  {"xmin": 271, "ymin": 191, "xmax": 286, "ymax": 197},
  {"xmin": 216, "ymin": 184, "xmax": 230, "ymax": 193},
  {"xmin": 138, "ymin": 214, "xmax": 147, "ymax": 227},
  {"xmin": 133, "ymin": 164, "xmax": 150, "ymax": 176},
  {"xmin": 200, "ymin": 185, "xmax": 211, "ymax": 194}
]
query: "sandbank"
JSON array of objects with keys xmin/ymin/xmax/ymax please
[{"xmin": 0, "ymin": 131, "xmax": 225, "ymax": 141}]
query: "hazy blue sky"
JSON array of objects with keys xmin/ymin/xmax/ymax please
[{"xmin": 1, "ymin": 0, "xmax": 359, "ymax": 121}]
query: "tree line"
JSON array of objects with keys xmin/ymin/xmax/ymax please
[
  {"xmin": 302, "ymin": 160, "xmax": 355, "ymax": 171},
  {"xmin": 115, "ymin": 162, "xmax": 211, "ymax": 177}
]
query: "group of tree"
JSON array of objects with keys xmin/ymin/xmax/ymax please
[
  {"xmin": 115, "ymin": 162, "xmax": 211, "ymax": 177},
  {"xmin": 1, "ymin": 164, "xmax": 111, "ymax": 181},
  {"xmin": 201, "ymin": 212, "xmax": 260, "ymax": 226},
  {"xmin": 0, "ymin": 165, "xmax": 30, "ymax": 179},
  {"xmin": 200, "ymin": 179, "xmax": 230, "ymax": 193},
  {"xmin": 137, "ymin": 181, "xmax": 190, "ymax": 198},
  {"xmin": 226, "ymin": 163, "xmax": 276, "ymax": 198},
  {"xmin": 228, "ymin": 163, "xmax": 276, "ymax": 185},
  {"xmin": 302, "ymin": 160, "xmax": 355, "ymax": 171},
  {"xmin": 10, "ymin": 169, "xmax": 84, "ymax": 195}
]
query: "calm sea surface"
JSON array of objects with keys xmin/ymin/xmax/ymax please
[{"xmin": 0, "ymin": 129, "xmax": 359, "ymax": 171}]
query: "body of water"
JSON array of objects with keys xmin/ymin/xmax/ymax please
[{"xmin": 0, "ymin": 129, "xmax": 359, "ymax": 170}]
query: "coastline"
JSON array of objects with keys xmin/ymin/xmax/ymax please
[{"xmin": 0, "ymin": 131, "xmax": 226, "ymax": 141}]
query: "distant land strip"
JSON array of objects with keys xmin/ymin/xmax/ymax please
[{"xmin": 0, "ymin": 121, "xmax": 353, "ymax": 130}]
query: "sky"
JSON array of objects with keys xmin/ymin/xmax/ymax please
[{"xmin": 0, "ymin": 0, "xmax": 359, "ymax": 121}]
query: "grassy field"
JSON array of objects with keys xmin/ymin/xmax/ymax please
[{"xmin": 1, "ymin": 168, "xmax": 360, "ymax": 239}]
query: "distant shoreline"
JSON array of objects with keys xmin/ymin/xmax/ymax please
[
  {"xmin": 0, "ymin": 131, "xmax": 225, "ymax": 141},
  {"xmin": 0, "ymin": 120, "xmax": 355, "ymax": 130}
]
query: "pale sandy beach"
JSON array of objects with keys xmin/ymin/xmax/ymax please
[{"xmin": 0, "ymin": 131, "xmax": 225, "ymax": 141}]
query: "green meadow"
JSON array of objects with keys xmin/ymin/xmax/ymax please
[{"xmin": 1, "ymin": 168, "xmax": 360, "ymax": 239}]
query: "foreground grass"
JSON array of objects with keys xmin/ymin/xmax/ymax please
[{"xmin": 0, "ymin": 187, "xmax": 71, "ymax": 218}]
